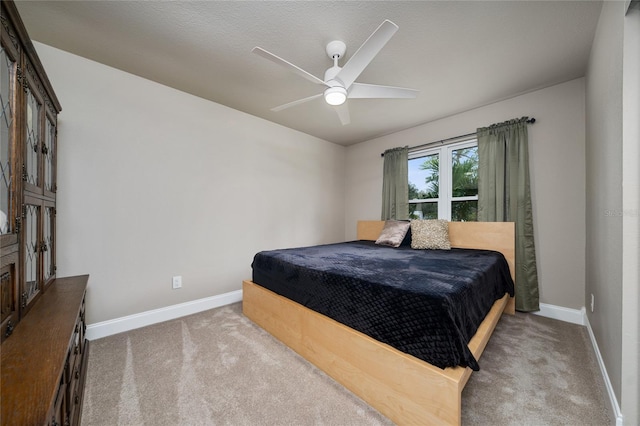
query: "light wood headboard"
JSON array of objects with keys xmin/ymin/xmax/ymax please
[{"xmin": 357, "ymin": 220, "xmax": 516, "ymax": 285}]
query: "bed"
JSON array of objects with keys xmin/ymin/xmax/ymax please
[{"xmin": 242, "ymin": 220, "xmax": 515, "ymax": 425}]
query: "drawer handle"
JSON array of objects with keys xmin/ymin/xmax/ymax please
[
  {"xmin": 74, "ymin": 393, "xmax": 80, "ymax": 405},
  {"xmin": 75, "ymin": 368, "xmax": 80, "ymax": 380},
  {"xmin": 74, "ymin": 345, "xmax": 79, "ymax": 355}
]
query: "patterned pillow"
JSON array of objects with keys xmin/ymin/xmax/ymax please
[
  {"xmin": 375, "ymin": 220, "xmax": 411, "ymax": 248},
  {"xmin": 410, "ymin": 219, "xmax": 451, "ymax": 250}
]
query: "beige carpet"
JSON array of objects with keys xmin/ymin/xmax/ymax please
[{"xmin": 81, "ymin": 303, "xmax": 612, "ymax": 425}]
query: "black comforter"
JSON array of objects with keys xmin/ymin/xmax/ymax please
[{"xmin": 251, "ymin": 241, "xmax": 514, "ymax": 370}]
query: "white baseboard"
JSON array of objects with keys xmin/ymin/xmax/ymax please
[
  {"xmin": 584, "ymin": 311, "xmax": 624, "ymax": 426},
  {"xmin": 85, "ymin": 290, "xmax": 243, "ymax": 341},
  {"xmin": 532, "ymin": 302, "xmax": 585, "ymax": 325}
]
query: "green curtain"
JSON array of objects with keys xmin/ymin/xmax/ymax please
[
  {"xmin": 381, "ymin": 146, "xmax": 409, "ymax": 220},
  {"xmin": 477, "ymin": 118, "xmax": 539, "ymax": 312}
]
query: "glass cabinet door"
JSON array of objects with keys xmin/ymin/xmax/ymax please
[
  {"xmin": 22, "ymin": 200, "xmax": 40, "ymax": 312},
  {"xmin": 42, "ymin": 202, "xmax": 55, "ymax": 286},
  {"xmin": 0, "ymin": 32, "xmax": 17, "ymax": 241},
  {"xmin": 22, "ymin": 59, "xmax": 56, "ymax": 199},
  {"xmin": 24, "ymin": 82, "xmax": 42, "ymax": 194},
  {"xmin": 43, "ymin": 114, "xmax": 57, "ymax": 198},
  {"xmin": 21, "ymin": 197, "xmax": 56, "ymax": 312}
]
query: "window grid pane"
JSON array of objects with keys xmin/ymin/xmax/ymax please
[
  {"xmin": 451, "ymin": 146, "xmax": 478, "ymax": 198},
  {"xmin": 409, "ymin": 201, "xmax": 438, "ymax": 220},
  {"xmin": 408, "ymin": 153, "xmax": 439, "ymax": 201},
  {"xmin": 408, "ymin": 140, "xmax": 478, "ymax": 221},
  {"xmin": 451, "ymin": 200, "xmax": 478, "ymax": 222}
]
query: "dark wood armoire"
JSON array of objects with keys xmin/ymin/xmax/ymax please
[{"xmin": 1, "ymin": 1, "xmax": 89, "ymax": 424}]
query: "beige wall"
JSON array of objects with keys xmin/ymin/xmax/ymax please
[
  {"xmin": 585, "ymin": 0, "xmax": 624, "ymax": 409},
  {"xmin": 34, "ymin": 42, "xmax": 346, "ymax": 324},
  {"xmin": 621, "ymin": 3, "xmax": 639, "ymax": 422},
  {"xmin": 345, "ymin": 79, "xmax": 586, "ymax": 311},
  {"xmin": 586, "ymin": 1, "xmax": 640, "ymax": 423}
]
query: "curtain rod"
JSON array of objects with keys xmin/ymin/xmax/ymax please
[{"xmin": 380, "ymin": 117, "xmax": 536, "ymax": 157}]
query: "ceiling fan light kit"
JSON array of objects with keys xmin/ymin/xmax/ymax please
[
  {"xmin": 324, "ymin": 86, "xmax": 347, "ymax": 106},
  {"xmin": 252, "ymin": 19, "xmax": 418, "ymax": 125}
]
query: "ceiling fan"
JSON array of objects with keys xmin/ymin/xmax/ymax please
[{"xmin": 252, "ymin": 20, "xmax": 419, "ymax": 125}]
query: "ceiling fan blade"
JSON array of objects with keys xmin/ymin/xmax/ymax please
[
  {"xmin": 252, "ymin": 47, "xmax": 328, "ymax": 87},
  {"xmin": 348, "ymin": 82, "xmax": 419, "ymax": 99},
  {"xmin": 271, "ymin": 93, "xmax": 323, "ymax": 112},
  {"xmin": 335, "ymin": 20, "xmax": 398, "ymax": 88},
  {"xmin": 334, "ymin": 103, "xmax": 351, "ymax": 125}
]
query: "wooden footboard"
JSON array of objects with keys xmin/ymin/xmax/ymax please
[{"xmin": 243, "ymin": 280, "xmax": 510, "ymax": 425}]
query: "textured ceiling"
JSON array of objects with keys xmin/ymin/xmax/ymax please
[{"xmin": 15, "ymin": 1, "xmax": 602, "ymax": 146}]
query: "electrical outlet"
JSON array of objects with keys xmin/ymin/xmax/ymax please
[
  {"xmin": 172, "ymin": 276, "xmax": 182, "ymax": 289},
  {"xmin": 590, "ymin": 293, "xmax": 594, "ymax": 312}
]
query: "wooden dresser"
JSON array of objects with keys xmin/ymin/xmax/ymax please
[{"xmin": 1, "ymin": 275, "xmax": 90, "ymax": 425}]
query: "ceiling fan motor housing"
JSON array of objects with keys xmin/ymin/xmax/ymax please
[{"xmin": 323, "ymin": 53, "xmax": 347, "ymax": 105}]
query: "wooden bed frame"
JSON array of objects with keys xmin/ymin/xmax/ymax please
[{"xmin": 242, "ymin": 220, "xmax": 515, "ymax": 425}]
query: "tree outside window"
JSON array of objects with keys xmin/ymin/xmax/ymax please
[{"xmin": 408, "ymin": 141, "xmax": 478, "ymax": 221}]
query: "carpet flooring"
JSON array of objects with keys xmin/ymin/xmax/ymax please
[{"xmin": 81, "ymin": 302, "xmax": 612, "ymax": 425}]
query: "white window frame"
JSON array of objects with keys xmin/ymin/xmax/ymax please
[{"xmin": 408, "ymin": 138, "xmax": 478, "ymax": 221}]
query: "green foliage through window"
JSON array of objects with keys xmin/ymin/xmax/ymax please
[{"xmin": 408, "ymin": 143, "xmax": 478, "ymax": 221}]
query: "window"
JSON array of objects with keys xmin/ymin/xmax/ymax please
[{"xmin": 408, "ymin": 140, "xmax": 478, "ymax": 221}]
